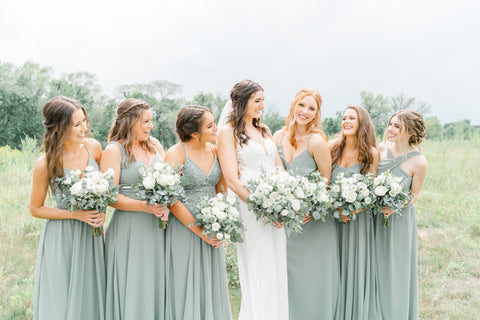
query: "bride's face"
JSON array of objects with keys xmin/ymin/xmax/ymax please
[{"xmin": 245, "ymin": 90, "xmax": 265, "ymax": 120}]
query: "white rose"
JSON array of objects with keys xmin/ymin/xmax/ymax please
[
  {"xmin": 346, "ymin": 191, "xmax": 357, "ymax": 203},
  {"xmin": 216, "ymin": 210, "xmax": 227, "ymax": 221},
  {"xmin": 104, "ymin": 168, "xmax": 115, "ymax": 178},
  {"xmin": 165, "ymin": 175, "xmax": 176, "ymax": 186},
  {"xmin": 280, "ymin": 209, "xmax": 289, "ymax": 216},
  {"xmin": 291, "ymin": 199, "xmax": 301, "ymax": 211},
  {"xmin": 156, "ymin": 174, "xmax": 168, "ymax": 186},
  {"xmin": 64, "ymin": 176, "xmax": 72, "ymax": 185},
  {"xmin": 216, "ymin": 232, "xmax": 224, "ymax": 240},
  {"xmin": 85, "ymin": 165, "xmax": 95, "ymax": 172},
  {"xmin": 332, "ymin": 185, "xmax": 340, "ymax": 193},
  {"xmin": 212, "ymin": 222, "xmax": 221, "ymax": 231},
  {"xmin": 95, "ymin": 182, "xmax": 108, "ymax": 195},
  {"xmin": 70, "ymin": 181, "xmax": 84, "ymax": 196},
  {"xmin": 374, "ymin": 186, "xmax": 388, "ymax": 197},
  {"xmin": 263, "ymin": 198, "xmax": 274, "ymax": 208},
  {"xmin": 143, "ymin": 176, "xmax": 156, "ymax": 189},
  {"xmin": 294, "ymin": 187, "xmax": 305, "ymax": 199},
  {"xmin": 226, "ymin": 195, "xmax": 237, "ymax": 205},
  {"xmin": 365, "ymin": 197, "xmax": 372, "ymax": 204},
  {"xmin": 228, "ymin": 207, "xmax": 239, "ymax": 217},
  {"xmin": 154, "ymin": 162, "xmax": 164, "ymax": 171},
  {"xmin": 216, "ymin": 201, "xmax": 227, "ymax": 211}
]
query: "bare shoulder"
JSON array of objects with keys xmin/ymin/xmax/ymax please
[
  {"xmin": 218, "ymin": 124, "xmax": 234, "ymax": 139},
  {"xmin": 103, "ymin": 141, "xmax": 122, "ymax": 155},
  {"xmin": 412, "ymin": 153, "xmax": 428, "ymax": 169},
  {"xmin": 34, "ymin": 154, "xmax": 48, "ymax": 171},
  {"xmin": 165, "ymin": 143, "xmax": 185, "ymax": 164},
  {"xmin": 273, "ymin": 128, "xmax": 285, "ymax": 144},
  {"xmin": 377, "ymin": 142, "xmax": 388, "ymax": 153},
  {"xmin": 150, "ymin": 137, "xmax": 165, "ymax": 153},
  {"xmin": 86, "ymin": 138, "xmax": 102, "ymax": 160},
  {"xmin": 208, "ymin": 142, "xmax": 218, "ymax": 153},
  {"xmin": 310, "ymin": 132, "xmax": 328, "ymax": 146},
  {"xmin": 370, "ymin": 146, "xmax": 380, "ymax": 160}
]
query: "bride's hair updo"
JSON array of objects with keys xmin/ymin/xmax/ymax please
[
  {"xmin": 108, "ymin": 98, "xmax": 156, "ymax": 163},
  {"xmin": 383, "ymin": 109, "xmax": 426, "ymax": 146},
  {"xmin": 284, "ymin": 88, "xmax": 327, "ymax": 149},
  {"xmin": 229, "ymin": 79, "xmax": 268, "ymax": 146},
  {"xmin": 331, "ymin": 105, "xmax": 377, "ymax": 174},
  {"xmin": 175, "ymin": 105, "xmax": 213, "ymax": 142},
  {"xmin": 42, "ymin": 96, "xmax": 91, "ymax": 189}
]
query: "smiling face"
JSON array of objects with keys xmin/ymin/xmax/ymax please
[
  {"xmin": 132, "ymin": 108, "xmax": 153, "ymax": 142},
  {"xmin": 198, "ymin": 111, "xmax": 217, "ymax": 143},
  {"xmin": 295, "ymin": 95, "xmax": 318, "ymax": 126},
  {"xmin": 66, "ymin": 108, "xmax": 88, "ymax": 144},
  {"xmin": 342, "ymin": 108, "xmax": 359, "ymax": 136},
  {"xmin": 386, "ymin": 115, "xmax": 404, "ymax": 142},
  {"xmin": 245, "ymin": 90, "xmax": 265, "ymax": 120}
]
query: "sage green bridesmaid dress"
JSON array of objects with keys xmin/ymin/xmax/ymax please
[
  {"xmin": 105, "ymin": 141, "xmax": 166, "ymax": 320},
  {"xmin": 164, "ymin": 144, "xmax": 231, "ymax": 320},
  {"xmin": 278, "ymin": 138, "xmax": 340, "ymax": 320},
  {"xmin": 331, "ymin": 163, "xmax": 377, "ymax": 320},
  {"xmin": 33, "ymin": 154, "xmax": 106, "ymax": 320},
  {"xmin": 375, "ymin": 146, "xmax": 420, "ymax": 320}
]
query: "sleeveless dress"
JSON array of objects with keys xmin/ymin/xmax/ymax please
[
  {"xmin": 278, "ymin": 138, "xmax": 340, "ymax": 320},
  {"xmin": 375, "ymin": 146, "xmax": 420, "ymax": 320},
  {"xmin": 104, "ymin": 142, "xmax": 166, "ymax": 320},
  {"xmin": 164, "ymin": 144, "xmax": 231, "ymax": 320},
  {"xmin": 331, "ymin": 163, "xmax": 377, "ymax": 320},
  {"xmin": 33, "ymin": 154, "xmax": 106, "ymax": 320},
  {"xmin": 236, "ymin": 138, "xmax": 289, "ymax": 320}
]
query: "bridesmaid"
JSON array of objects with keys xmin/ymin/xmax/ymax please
[
  {"xmin": 328, "ymin": 105, "xmax": 379, "ymax": 320},
  {"xmin": 30, "ymin": 96, "xmax": 105, "ymax": 320},
  {"xmin": 101, "ymin": 98, "xmax": 168, "ymax": 320},
  {"xmin": 375, "ymin": 109, "xmax": 427, "ymax": 319},
  {"xmin": 164, "ymin": 105, "xmax": 232, "ymax": 320},
  {"xmin": 273, "ymin": 88, "xmax": 340, "ymax": 319}
]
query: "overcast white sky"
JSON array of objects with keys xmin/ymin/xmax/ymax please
[{"xmin": 1, "ymin": 0, "xmax": 479, "ymax": 124}]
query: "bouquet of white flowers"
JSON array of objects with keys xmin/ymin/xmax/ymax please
[
  {"xmin": 246, "ymin": 167, "xmax": 305, "ymax": 235},
  {"xmin": 373, "ymin": 171, "xmax": 412, "ymax": 227},
  {"xmin": 135, "ymin": 161, "xmax": 187, "ymax": 229},
  {"xmin": 328, "ymin": 172, "xmax": 375, "ymax": 223},
  {"xmin": 194, "ymin": 192, "xmax": 245, "ymax": 243},
  {"xmin": 301, "ymin": 171, "xmax": 332, "ymax": 222},
  {"xmin": 55, "ymin": 166, "xmax": 118, "ymax": 237}
]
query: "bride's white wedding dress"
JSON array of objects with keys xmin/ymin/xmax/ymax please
[{"xmin": 236, "ymin": 137, "xmax": 289, "ymax": 320}]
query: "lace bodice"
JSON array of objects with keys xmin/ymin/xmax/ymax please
[{"xmin": 236, "ymin": 138, "xmax": 277, "ymax": 183}]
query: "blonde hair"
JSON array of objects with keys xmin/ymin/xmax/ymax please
[{"xmin": 284, "ymin": 88, "xmax": 326, "ymax": 149}]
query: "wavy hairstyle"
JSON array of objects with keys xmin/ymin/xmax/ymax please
[
  {"xmin": 284, "ymin": 88, "xmax": 327, "ymax": 149},
  {"xmin": 228, "ymin": 79, "xmax": 268, "ymax": 146},
  {"xmin": 42, "ymin": 96, "xmax": 91, "ymax": 190},
  {"xmin": 108, "ymin": 98, "xmax": 156, "ymax": 163},
  {"xmin": 175, "ymin": 105, "xmax": 213, "ymax": 142},
  {"xmin": 383, "ymin": 109, "xmax": 426, "ymax": 149},
  {"xmin": 331, "ymin": 105, "xmax": 377, "ymax": 174}
]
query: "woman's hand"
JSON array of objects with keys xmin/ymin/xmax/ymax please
[
  {"xmin": 202, "ymin": 234, "xmax": 222, "ymax": 249},
  {"xmin": 74, "ymin": 210, "xmax": 105, "ymax": 227},
  {"xmin": 146, "ymin": 203, "xmax": 169, "ymax": 220},
  {"xmin": 382, "ymin": 206, "xmax": 394, "ymax": 218},
  {"xmin": 273, "ymin": 222, "xmax": 284, "ymax": 229},
  {"xmin": 341, "ymin": 214, "xmax": 350, "ymax": 224},
  {"xmin": 303, "ymin": 214, "xmax": 312, "ymax": 224}
]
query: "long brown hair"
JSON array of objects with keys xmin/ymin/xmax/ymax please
[
  {"xmin": 331, "ymin": 105, "xmax": 377, "ymax": 174},
  {"xmin": 284, "ymin": 88, "xmax": 327, "ymax": 149},
  {"xmin": 228, "ymin": 79, "xmax": 268, "ymax": 146},
  {"xmin": 42, "ymin": 96, "xmax": 91, "ymax": 190},
  {"xmin": 108, "ymin": 98, "xmax": 156, "ymax": 163}
]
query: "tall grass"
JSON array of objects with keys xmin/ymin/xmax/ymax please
[{"xmin": 0, "ymin": 138, "xmax": 479, "ymax": 319}]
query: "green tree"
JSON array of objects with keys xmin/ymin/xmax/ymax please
[
  {"xmin": 189, "ymin": 92, "xmax": 228, "ymax": 122},
  {"xmin": 360, "ymin": 91, "xmax": 391, "ymax": 137},
  {"xmin": 262, "ymin": 109, "xmax": 285, "ymax": 134},
  {"xmin": 425, "ymin": 116, "xmax": 443, "ymax": 140},
  {"xmin": 322, "ymin": 110, "xmax": 343, "ymax": 138}
]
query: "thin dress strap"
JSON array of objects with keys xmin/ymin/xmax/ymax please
[
  {"xmin": 180, "ymin": 142, "xmax": 187, "ymax": 158},
  {"xmin": 306, "ymin": 134, "xmax": 314, "ymax": 152}
]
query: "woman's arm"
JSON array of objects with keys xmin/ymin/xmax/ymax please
[
  {"xmin": 29, "ymin": 155, "xmax": 104, "ymax": 227},
  {"xmin": 409, "ymin": 155, "xmax": 428, "ymax": 204},
  {"xmin": 369, "ymin": 147, "xmax": 380, "ymax": 175},
  {"xmin": 86, "ymin": 138, "xmax": 103, "ymax": 165},
  {"xmin": 310, "ymin": 133, "xmax": 332, "ymax": 183},
  {"xmin": 217, "ymin": 125, "xmax": 251, "ymax": 202}
]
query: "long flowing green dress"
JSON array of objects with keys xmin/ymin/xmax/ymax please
[
  {"xmin": 278, "ymin": 140, "xmax": 340, "ymax": 320},
  {"xmin": 33, "ymin": 155, "xmax": 106, "ymax": 320},
  {"xmin": 375, "ymin": 146, "xmax": 420, "ymax": 319},
  {"xmin": 332, "ymin": 163, "xmax": 377, "ymax": 320},
  {"xmin": 105, "ymin": 141, "xmax": 166, "ymax": 320},
  {"xmin": 164, "ymin": 144, "xmax": 231, "ymax": 320}
]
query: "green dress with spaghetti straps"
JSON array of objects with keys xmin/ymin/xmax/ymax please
[
  {"xmin": 104, "ymin": 141, "xmax": 166, "ymax": 320},
  {"xmin": 278, "ymin": 136, "xmax": 340, "ymax": 320},
  {"xmin": 33, "ymin": 149, "xmax": 106, "ymax": 320},
  {"xmin": 375, "ymin": 145, "xmax": 420, "ymax": 320},
  {"xmin": 164, "ymin": 143, "xmax": 231, "ymax": 320},
  {"xmin": 331, "ymin": 163, "xmax": 377, "ymax": 320}
]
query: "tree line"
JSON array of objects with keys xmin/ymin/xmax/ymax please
[{"xmin": 1, "ymin": 61, "xmax": 478, "ymax": 150}]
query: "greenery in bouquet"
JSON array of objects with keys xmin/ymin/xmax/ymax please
[
  {"xmin": 373, "ymin": 171, "xmax": 412, "ymax": 227},
  {"xmin": 246, "ymin": 166, "xmax": 305, "ymax": 235},
  {"xmin": 195, "ymin": 192, "xmax": 245, "ymax": 243},
  {"xmin": 301, "ymin": 171, "xmax": 332, "ymax": 222},
  {"xmin": 134, "ymin": 161, "xmax": 188, "ymax": 228},
  {"xmin": 328, "ymin": 172, "xmax": 375, "ymax": 223},
  {"xmin": 54, "ymin": 166, "xmax": 119, "ymax": 236}
]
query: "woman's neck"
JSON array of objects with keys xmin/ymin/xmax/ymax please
[
  {"xmin": 184, "ymin": 139, "xmax": 208, "ymax": 150},
  {"xmin": 390, "ymin": 141, "xmax": 415, "ymax": 155},
  {"xmin": 344, "ymin": 135, "xmax": 358, "ymax": 150},
  {"xmin": 63, "ymin": 141, "xmax": 83, "ymax": 155}
]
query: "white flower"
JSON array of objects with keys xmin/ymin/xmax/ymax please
[
  {"xmin": 294, "ymin": 187, "xmax": 305, "ymax": 199},
  {"xmin": 85, "ymin": 165, "xmax": 95, "ymax": 172},
  {"xmin": 143, "ymin": 176, "xmax": 156, "ymax": 189},
  {"xmin": 64, "ymin": 176, "xmax": 72, "ymax": 185},
  {"xmin": 280, "ymin": 209, "xmax": 289, "ymax": 216},
  {"xmin": 374, "ymin": 186, "xmax": 388, "ymax": 196},
  {"xmin": 216, "ymin": 232, "xmax": 224, "ymax": 240},
  {"xmin": 70, "ymin": 181, "xmax": 84, "ymax": 196},
  {"xmin": 105, "ymin": 168, "xmax": 115, "ymax": 178},
  {"xmin": 291, "ymin": 199, "xmax": 301, "ymax": 211},
  {"xmin": 345, "ymin": 191, "xmax": 357, "ymax": 203},
  {"xmin": 226, "ymin": 195, "xmax": 237, "ymax": 205},
  {"xmin": 212, "ymin": 222, "xmax": 221, "ymax": 231},
  {"xmin": 332, "ymin": 185, "xmax": 340, "ymax": 193},
  {"xmin": 365, "ymin": 197, "xmax": 372, "ymax": 204},
  {"xmin": 156, "ymin": 174, "xmax": 168, "ymax": 185},
  {"xmin": 263, "ymin": 198, "xmax": 274, "ymax": 208},
  {"xmin": 154, "ymin": 162, "xmax": 165, "ymax": 171},
  {"xmin": 224, "ymin": 234, "xmax": 231, "ymax": 240}
]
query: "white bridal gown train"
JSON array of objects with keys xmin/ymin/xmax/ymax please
[{"xmin": 236, "ymin": 137, "xmax": 289, "ymax": 320}]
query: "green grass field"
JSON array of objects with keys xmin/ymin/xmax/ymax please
[{"xmin": 1, "ymin": 139, "xmax": 479, "ymax": 319}]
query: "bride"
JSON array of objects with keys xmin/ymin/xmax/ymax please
[{"xmin": 217, "ymin": 80, "xmax": 288, "ymax": 319}]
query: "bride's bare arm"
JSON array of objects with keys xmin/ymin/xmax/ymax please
[{"xmin": 217, "ymin": 125, "xmax": 251, "ymax": 203}]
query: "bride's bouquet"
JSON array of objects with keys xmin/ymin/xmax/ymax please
[
  {"xmin": 55, "ymin": 166, "xmax": 119, "ymax": 237},
  {"xmin": 301, "ymin": 171, "xmax": 332, "ymax": 222},
  {"xmin": 373, "ymin": 171, "xmax": 412, "ymax": 227},
  {"xmin": 246, "ymin": 167, "xmax": 305, "ymax": 235},
  {"xmin": 194, "ymin": 192, "xmax": 245, "ymax": 243},
  {"xmin": 328, "ymin": 172, "xmax": 375, "ymax": 223},
  {"xmin": 134, "ymin": 161, "xmax": 187, "ymax": 229}
]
